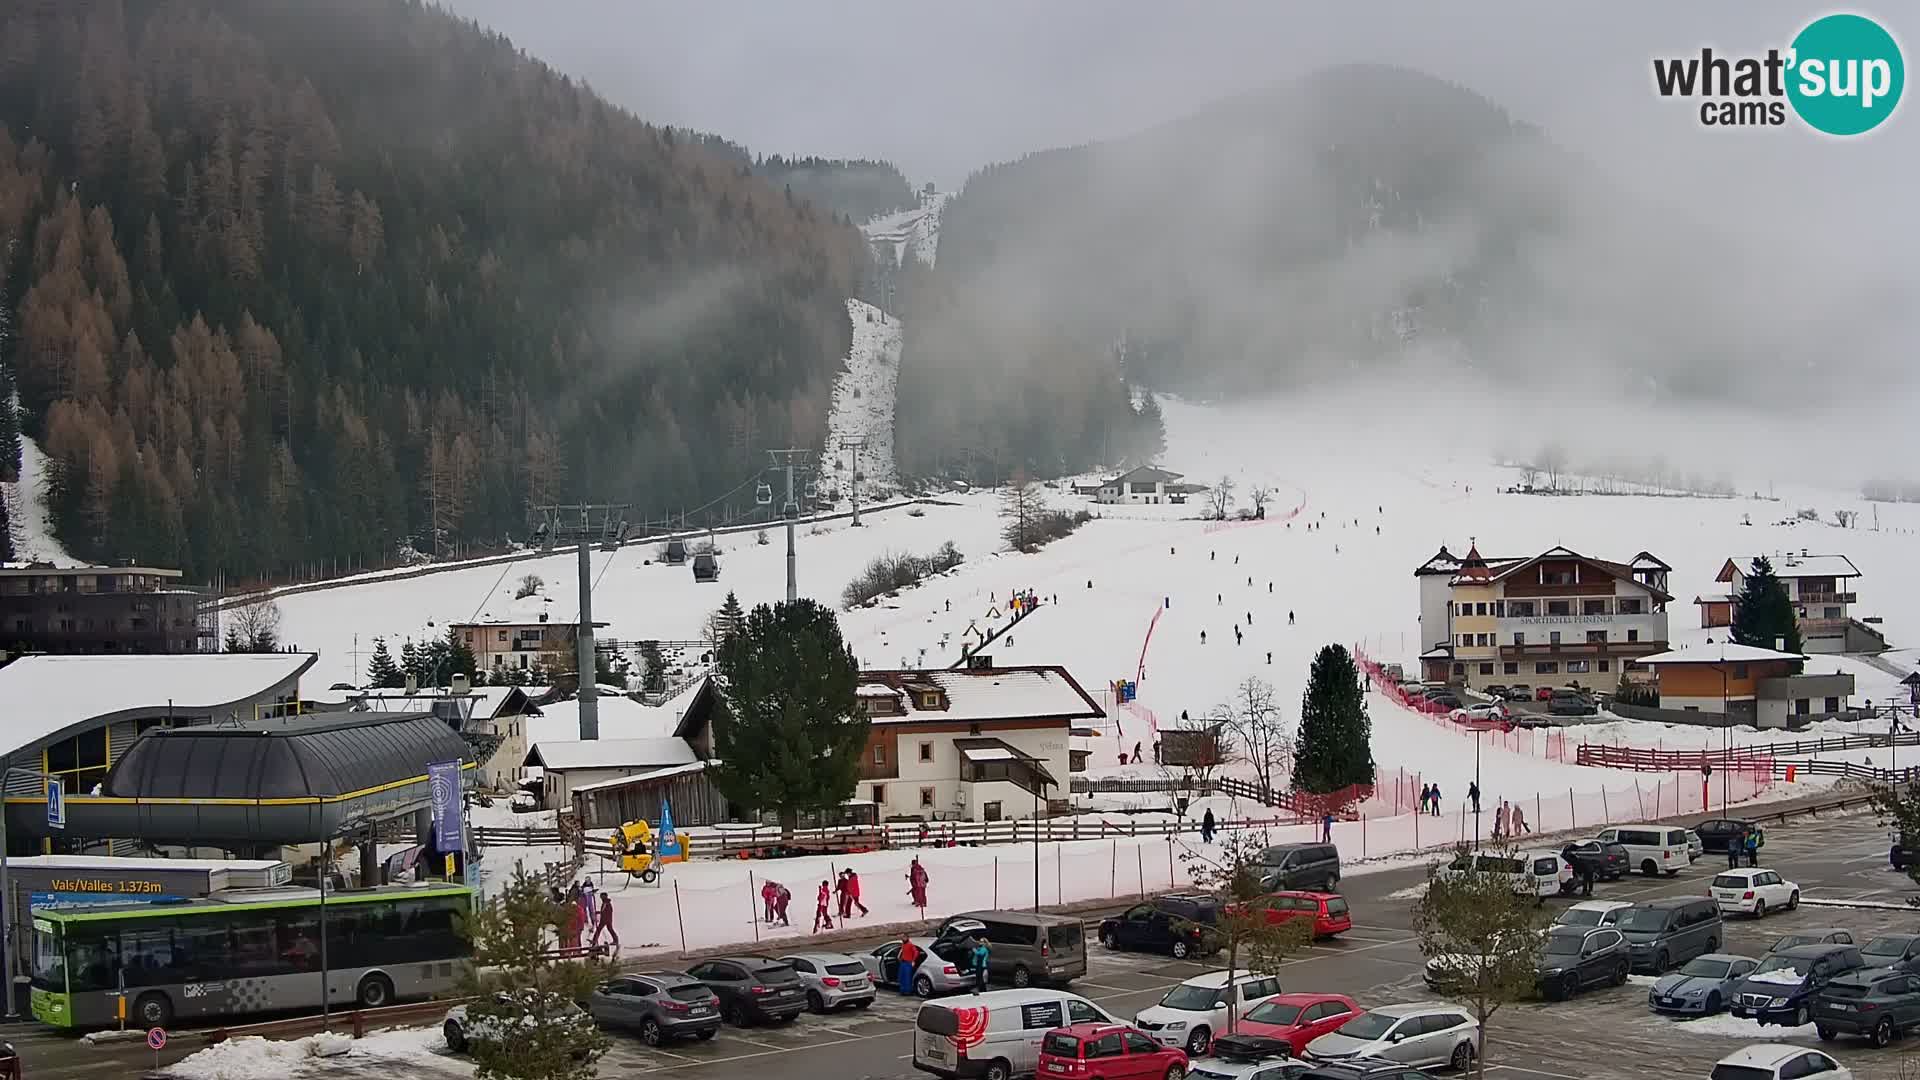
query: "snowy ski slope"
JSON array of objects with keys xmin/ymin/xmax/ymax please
[{"xmin": 817, "ymin": 298, "xmax": 903, "ymax": 503}]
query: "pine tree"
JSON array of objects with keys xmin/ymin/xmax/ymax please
[
  {"xmin": 1294, "ymin": 644, "xmax": 1376, "ymax": 793},
  {"xmin": 443, "ymin": 625, "xmax": 477, "ymax": 681},
  {"xmin": 708, "ymin": 599, "xmax": 866, "ymax": 833},
  {"xmin": 716, "ymin": 591, "xmax": 745, "ymax": 645},
  {"xmin": 400, "ymin": 639, "xmax": 425, "ymax": 685},
  {"xmin": 457, "ymin": 864, "xmax": 611, "ymax": 1080},
  {"xmin": 365, "ymin": 636, "xmax": 403, "ymax": 688},
  {"xmin": 1134, "ymin": 392, "xmax": 1167, "ymax": 463},
  {"xmin": 637, "ymin": 640, "xmax": 666, "ymax": 694},
  {"xmin": 1731, "ymin": 556, "xmax": 1803, "ymax": 660}
]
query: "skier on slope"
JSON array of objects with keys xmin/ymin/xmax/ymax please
[{"xmin": 1288, "ymin": 611, "xmax": 1295, "ymax": 625}]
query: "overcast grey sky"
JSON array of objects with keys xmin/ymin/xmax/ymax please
[{"xmin": 441, "ymin": 0, "xmax": 1912, "ymax": 216}]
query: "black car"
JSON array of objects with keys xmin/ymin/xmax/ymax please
[
  {"xmin": 1501, "ymin": 685, "xmax": 1533, "ymax": 702},
  {"xmin": 1537, "ymin": 926, "xmax": 1631, "ymax": 1000},
  {"xmin": 1813, "ymin": 968, "xmax": 1920, "ymax": 1048},
  {"xmin": 1859, "ymin": 934, "xmax": 1920, "ymax": 974},
  {"xmin": 683, "ymin": 956, "xmax": 807, "ymax": 1025},
  {"xmin": 1560, "ymin": 840, "xmax": 1630, "ymax": 882},
  {"xmin": 1732, "ymin": 944, "xmax": 1866, "ymax": 1027},
  {"xmin": 1694, "ymin": 818, "xmax": 1757, "ymax": 855},
  {"xmin": 1099, "ymin": 894, "xmax": 1221, "ymax": 959}
]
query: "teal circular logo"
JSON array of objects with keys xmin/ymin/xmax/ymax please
[{"xmin": 1786, "ymin": 14, "xmax": 1904, "ymax": 135}]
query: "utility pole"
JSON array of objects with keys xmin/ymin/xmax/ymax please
[
  {"xmin": 839, "ymin": 435, "xmax": 869, "ymax": 527},
  {"xmin": 768, "ymin": 450, "xmax": 812, "ymax": 604},
  {"xmin": 576, "ymin": 537, "xmax": 599, "ymax": 740}
]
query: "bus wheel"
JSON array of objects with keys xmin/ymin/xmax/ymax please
[
  {"xmin": 135, "ymin": 992, "xmax": 174, "ymax": 1029},
  {"xmin": 356, "ymin": 973, "xmax": 395, "ymax": 1009}
]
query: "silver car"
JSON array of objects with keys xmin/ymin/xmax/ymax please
[
  {"xmin": 779, "ymin": 951, "xmax": 877, "ymax": 1012},
  {"xmin": 585, "ymin": 972, "xmax": 721, "ymax": 1044},
  {"xmin": 858, "ymin": 937, "xmax": 972, "ymax": 997},
  {"xmin": 1304, "ymin": 1002, "xmax": 1479, "ymax": 1072},
  {"xmin": 1647, "ymin": 953, "xmax": 1757, "ymax": 1016}
]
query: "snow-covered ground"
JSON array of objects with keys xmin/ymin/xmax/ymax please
[
  {"xmin": 2, "ymin": 434, "xmax": 80, "ymax": 565},
  {"xmin": 171, "ymin": 1027, "xmax": 463, "ymax": 1080},
  {"xmin": 817, "ymin": 298, "xmax": 903, "ymax": 503}
]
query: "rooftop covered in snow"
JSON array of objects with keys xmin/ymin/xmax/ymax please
[
  {"xmin": 1635, "ymin": 643, "xmax": 1808, "ymax": 666},
  {"xmin": 1716, "ymin": 554, "xmax": 1862, "ymax": 581},
  {"xmin": 0, "ymin": 652, "xmax": 316, "ymax": 756},
  {"xmin": 523, "ymin": 736, "xmax": 698, "ymax": 772},
  {"xmin": 858, "ymin": 665, "xmax": 1105, "ymax": 725}
]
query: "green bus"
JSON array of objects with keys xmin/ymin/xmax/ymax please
[{"xmin": 30, "ymin": 883, "xmax": 473, "ymax": 1029}]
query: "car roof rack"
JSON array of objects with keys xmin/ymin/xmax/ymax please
[{"xmin": 1209, "ymin": 1034, "xmax": 1294, "ymax": 1061}]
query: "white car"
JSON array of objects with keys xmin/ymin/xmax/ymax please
[
  {"xmin": 1449, "ymin": 702, "xmax": 1507, "ymax": 724},
  {"xmin": 1135, "ymin": 970, "xmax": 1285, "ymax": 1057},
  {"xmin": 444, "ymin": 991, "xmax": 597, "ymax": 1057},
  {"xmin": 1684, "ymin": 830, "xmax": 1705, "ymax": 862},
  {"xmin": 1711, "ymin": 868, "xmax": 1800, "ymax": 918},
  {"xmin": 1709, "ymin": 1044, "xmax": 1852, "ymax": 1080},
  {"xmin": 1436, "ymin": 849, "xmax": 1571, "ymax": 901},
  {"xmin": 1552, "ymin": 900, "xmax": 1632, "ymax": 930}
]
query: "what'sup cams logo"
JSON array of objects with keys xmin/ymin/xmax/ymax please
[{"xmin": 1653, "ymin": 13, "xmax": 1904, "ymax": 135}]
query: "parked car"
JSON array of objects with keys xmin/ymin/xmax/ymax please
[
  {"xmin": 1767, "ymin": 928, "xmax": 1854, "ymax": 954},
  {"xmin": 1615, "ymin": 897, "xmax": 1723, "ymax": 973},
  {"xmin": 1436, "ymin": 849, "xmax": 1569, "ymax": 902},
  {"xmin": 1188, "ymin": 1035, "xmax": 1313, "ymax": 1080},
  {"xmin": 1302, "ymin": 1003, "xmax": 1478, "ymax": 1073},
  {"xmin": 1711, "ymin": 869, "xmax": 1801, "ymax": 918},
  {"xmin": 1710, "ymin": 1044, "xmax": 1854, "ymax": 1080},
  {"xmin": 1731, "ymin": 944, "xmax": 1867, "ymax": 1027},
  {"xmin": 1695, "ymin": 818, "xmax": 1758, "ymax": 854},
  {"xmin": 682, "ymin": 955, "xmax": 807, "ymax": 1025},
  {"xmin": 1135, "ymin": 970, "xmax": 1285, "ymax": 1056},
  {"xmin": 1547, "ymin": 691, "xmax": 1596, "ymax": 717},
  {"xmin": 914, "ymin": 987, "xmax": 1118, "ymax": 1080},
  {"xmin": 1255, "ymin": 844, "xmax": 1342, "ymax": 892},
  {"xmin": 1448, "ymin": 703, "xmax": 1506, "ymax": 724},
  {"xmin": 1813, "ymin": 967, "xmax": 1920, "ymax": 1047},
  {"xmin": 1536, "ymin": 926, "xmax": 1631, "ymax": 1000},
  {"xmin": 1243, "ymin": 892, "xmax": 1352, "ymax": 939},
  {"xmin": 1592, "ymin": 824, "xmax": 1691, "ymax": 877},
  {"xmin": 1500, "ymin": 685, "xmax": 1532, "ymax": 702},
  {"xmin": 1100, "ymin": 895, "xmax": 1222, "ymax": 959},
  {"xmin": 1859, "ymin": 934, "xmax": 1920, "ymax": 974},
  {"xmin": 1552, "ymin": 900, "xmax": 1632, "ymax": 929},
  {"xmin": 1481, "ymin": 685, "xmax": 1509, "ymax": 699},
  {"xmin": 1038, "ymin": 1023, "xmax": 1189, "ymax": 1080},
  {"xmin": 1425, "ymin": 930, "xmax": 1539, "ymax": 991},
  {"xmin": 585, "ymin": 973, "xmax": 720, "ymax": 1046},
  {"xmin": 444, "ymin": 991, "xmax": 598, "ymax": 1058},
  {"xmin": 778, "ymin": 952, "xmax": 877, "ymax": 1012},
  {"xmin": 1231, "ymin": 993, "xmax": 1360, "ymax": 1057},
  {"xmin": 1893, "ymin": 832, "xmax": 1913, "ymax": 871},
  {"xmin": 861, "ymin": 937, "xmax": 972, "ymax": 997},
  {"xmin": 1295, "ymin": 1064, "xmax": 1438, "ymax": 1080},
  {"xmin": 936, "ymin": 910, "xmax": 1090, "ymax": 987},
  {"xmin": 1684, "ymin": 830, "xmax": 1705, "ymax": 862},
  {"xmin": 1648, "ymin": 953, "xmax": 1758, "ymax": 1016},
  {"xmin": 1559, "ymin": 840, "xmax": 1630, "ymax": 882},
  {"xmin": 1424, "ymin": 692, "xmax": 1462, "ymax": 710}
]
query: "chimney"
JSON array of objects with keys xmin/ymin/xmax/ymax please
[
  {"xmin": 404, "ymin": 673, "xmax": 418, "ymax": 695},
  {"xmin": 450, "ymin": 673, "xmax": 470, "ymax": 696}
]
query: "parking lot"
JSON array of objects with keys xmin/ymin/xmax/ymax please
[{"xmin": 13, "ymin": 808, "xmax": 1911, "ymax": 1080}]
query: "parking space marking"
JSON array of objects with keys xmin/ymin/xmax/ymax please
[{"xmin": 1489, "ymin": 1064, "xmax": 1589, "ymax": 1080}]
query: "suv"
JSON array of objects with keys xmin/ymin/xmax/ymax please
[
  {"xmin": 1860, "ymin": 934, "xmax": 1920, "ymax": 974},
  {"xmin": 584, "ymin": 972, "xmax": 720, "ymax": 1045},
  {"xmin": 1813, "ymin": 968, "xmax": 1920, "ymax": 1047},
  {"xmin": 1501, "ymin": 685, "xmax": 1532, "ymax": 702},
  {"xmin": 1593, "ymin": 824, "xmax": 1691, "ymax": 877},
  {"xmin": 1190, "ymin": 1035, "xmax": 1313, "ymax": 1080},
  {"xmin": 1536, "ymin": 926, "xmax": 1631, "ymax": 1000},
  {"xmin": 683, "ymin": 955, "xmax": 808, "ymax": 1025},
  {"xmin": 1732, "ymin": 944, "xmax": 1866, "ymax": 1027},
  {"xmin": 1303, "ymin": 1003, "xmax": 1477, "ymax": 1072},
  {"xmin": 1560, "ymin": 840, "xmax": 1629, "ymax": 882},
  {"xmin": 1256, "ymin": 844, "xmax": 1341, "ymax": 892},
  {"xmin": 937, "ymin": 910, "xmax": 1089, "ymax": 986},
  {"xmin": 1100, "ymin": 895, "xmax": 1222, "ymax": 959},
  {"xmin": 1135, "ymin": 970, "xmax": 1285, "ymax": 1056},
  {"xmin": 1548, "ymin": 690, "xmax": 1596, "ymax": 716},
  {"xmin": 1615, "ymin": 897, "xmax": 1722, "ymax": 973}
]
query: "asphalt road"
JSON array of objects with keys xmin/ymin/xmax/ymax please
[{"xmin": 12, "ymin": 807, "xmax": 1911, "ymax": 1080}]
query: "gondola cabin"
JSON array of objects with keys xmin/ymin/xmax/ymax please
[{"xmin": 691, "ymin": 552, "xmax": 720, "ymax": 582}]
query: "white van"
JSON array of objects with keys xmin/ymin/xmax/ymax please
[
  {"xmin": 914, "ymin": 988, "xmax": 1118, "ymax": 1080},
  {"xmin": 1438, "ymin": 849, "xmax": 1571, "ymax": 902},
  {"xmin": 1594, "ymin": 824, "xmax": 1691, "ymax": 878}
]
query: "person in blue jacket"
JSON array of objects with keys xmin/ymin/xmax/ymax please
[{"xmin": 969, "ymin": 935, "xmax": 991, "ymax": 993}]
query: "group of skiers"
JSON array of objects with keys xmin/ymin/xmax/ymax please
[
  {"xmin": 1418, "ymin": 783, "xmax": 1444, "ymax": 815},
  {"xmin": 551, "ymin": 879, "xmax": 618, "ymax": 952},
  {"xmin": 1490, "ymin": 799, "xmax": 1531, "ymax": 838}
]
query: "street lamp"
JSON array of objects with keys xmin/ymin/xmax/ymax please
[
  {"xmin": 318, "ymin": 814, "xmax": 372, "ymax": 1026},
  {"xmin": 1472, "ymin": 728, "xmax": 1483, "ymax": 847}
]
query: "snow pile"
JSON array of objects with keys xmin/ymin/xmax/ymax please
[
  {"xmin": 818, "ymin": 298, "xmax": 903, "ymax": 503},
  {"xmin": 2, "ymin": 435, "xmax": 80, "ymax": 565},
  {"xmin": 1743, "ymin": 967, "xmax": 1805, "ymax": 986},
  {"xmin": 1668, "ymin": 1012, "xmax": 1815, "ymax": 1039},
  {"xmin": 170, "ymin": 1027, "xmax": 457, "ymax": 1080}
]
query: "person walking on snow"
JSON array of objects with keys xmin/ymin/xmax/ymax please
[
  {"xmin": 969, "ymin": 935, "xmax": 991, "ymax": 993},
  {"xmin": 1430, "ymin": 784, "xmax": 1442, "ymax": 817},
  {"xmin": 761, "ymin": 879, "xmax": 778, "ymax": 923},
  {"xmin": 1493, "ymin": 801, "xmax": 1509, "ymax": 840},
  {"xmin": 1201, "ymin": 808, "xmax": 1217, "ymax": 844},
  {"xmin": 1321, "ymin": 812, "xmax": 1335, "ymax": 843},
  {"xmin": 774, "ymin": 883, "xmax": 792, "ymax": 926},
  {"xmin": 908, "ymin": 858, "xmax": 931, "ymax": 909},
  {"xmin": 1467, "ymin": 782, "xmax": 1481, "ymax": 815},
  {"xmin": 1288, "ymin": 611, "xmax": 1295, "ymax": 625},
  {"xmin": 591, "ymin": 892, "xmax": 619, "ymax": 953},
  {"xmin": 1133, "ymin": 741, "xmax": 1143, "ymax": 761},
  {"xmin": 814, "ymin": 880, "xmax": 835, "ymax": 932},
  {"xmin": 1512, "ymin": 805, "xmax": 1530, "ymax": 835},
  {"xmin": 1200, "ymin": 630, "xmax": 1207, "ymax": 645},
  {"xmin": 1418, "ymin": 783, "xmax": 1431, "ymax": 814},
  {"xmin": 845, "ymin": 869, "xmax": 869, "ymax": 916},
  {"xmin": 834, "ymin": 871, "xmax": 851, "ymax": 919}
]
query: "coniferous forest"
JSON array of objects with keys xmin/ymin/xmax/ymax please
[{"xmin": 0, "ymin": 0, "xmax": 865, "ymax": 579}]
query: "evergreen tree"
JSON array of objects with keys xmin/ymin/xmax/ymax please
[
  {"xmin": 365, "ymin": 636, "xmax": 403, "ymax": 688},
  {"xmin": 1294, "ymin": 644, "xmax": 1376, "ymax": 793},
  {"xmin": 457, "ymin": 864, "xmax": 611, "ymax": 1080},
  {"xmin": 223, "ymin": 626, "xmax": 246, "ymax": 653},
  {"xmin": 708, "ymin": 599, "xmax": 866, "ymax": 832},
  {"xmin": 637, "ymin": 640, "xmax": 666, "ymax": 694},
  {"xmin": 716, "ymin": 591, "xmax": 746, "ymax": 645},
  {"xmin": 1134, "ymin": 393, "xmax": 1167, "ymax": 463},
  {"xmin": 400, "ymin": 639, "xmax": 425, "ymax": 685},
  {"xmin": 443, "ymin": 626, "xmax": 478, "ymax": 682},
  {"xmin": 0, "ymin": 366, "xmax": 22, "ymax": 484},
  {"xmin": 1730, "ymin": 556, "xmax": 1803, "ymax": 661}
]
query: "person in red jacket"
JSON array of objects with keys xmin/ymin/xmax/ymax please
[
  {"xmin": 833, "ymin": 871, "xmax": 851, "ymax": 919},
  {"xmin": 813, "ymin": 880, "xmax": 834, "ymax": 932},
  {"xmin": 896, "ymin": 934, "xmax": 921, "ymax": 994},
  {"xmin": 844, "ymin": 869, "xmax": 869, "ymax": 916}
]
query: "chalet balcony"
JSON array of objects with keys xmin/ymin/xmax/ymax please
[{"xmin": 1794, "ymin": 591, "xmax": 1856, "ymax": 605}]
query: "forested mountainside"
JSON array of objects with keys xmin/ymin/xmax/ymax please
[
  {"xmin": 0, "ymin": 0, "xmax": 864, "ymax": 579},
  {"xmin": 672, "ymin": 131, "xmax": 917, "ymax": 225},
  {"xmin": 894, "ymin": 65, "xmax": 1582, "ymax": 480}
]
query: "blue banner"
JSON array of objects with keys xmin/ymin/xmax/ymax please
[
  {"xmin": 657, "ymin": 800, "xmax": 681, "ymax": 859},
  {"xmin": 32, "ymin": 891, "xmax": 185, "ymax": 911},
  {"xmin": 428, "ymin": 760, "xmax": 463, "ymax": 854}
]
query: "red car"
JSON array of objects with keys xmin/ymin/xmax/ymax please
[
  {"xmin": 1230, "ymin": 992, "xmax": 1362, "ymax": 1056},
  {"xmin": 1534, "ymin": 686, "xmax": 1556, "ymax": 701},
  {"xmin": 1253, "ymin": 891, "xmax": 1353, "ymax": 938},
  {"xmin": 1038, "ymin": 1023, "xmax": 1188, "ymax": 1080}
]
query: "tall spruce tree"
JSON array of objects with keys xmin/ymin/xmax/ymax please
[
  {"xmin": 1731, "ymin": 556, "xmax": 1803, "ymax": 660},
  {"xmin": 443, "ymin": 625, "xmax": 478, "ymax": 681},
  {"xmin": 400, "ymin": 639, "xmax": 425, "ymax": 685},
  {"xmin": 1294, "ymin": 644, "xmax": 1376, "ymax": 793},
  {"xmin": 708, "ymin": 598, "xmax": 866, "ymax": 833},
  {"xmin": 365, "ymin": 637, "xmax": 403, "ymax": 688}
]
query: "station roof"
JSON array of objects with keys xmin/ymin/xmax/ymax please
[
  {"xmin": 0, "ymin": 653, "xmax": 316, "ymax": 756},
  {"xmin": 102, "ymin": 712, "xmax": 471, "ymax": 800}
]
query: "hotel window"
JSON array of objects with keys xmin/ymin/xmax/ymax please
[
  {"xmin": 1582, "ymin": 600, "xmax": 1607, "ymax": 615},
  {"xmin": 1566, "ymin": 660, "xmax": 1590, "ymax": 674},
  {"xmin": 1452, "ymin": 663, "xmax": 1465, "ymax": 677},
  {"xmin": 1479, "ymin": 663, "xmax": 1494, "ymax": 675},
  {"xmin": 1535, "ymin": 661, "xmax": 1559, "ymax": 674},
  {"xmin": 1549, "ymin": 631, "xmax": 1562, "ymax": 645},
  {"xmin": 1509, "ymin": 601, "xmax": 1536, "ymax": 617},
  {"xmin": 1823, "ymin": 607, "xmax": 1840, "ymax": 619},
  {"xmin": 1627, "ymin": 629, "xmax": 1639, "ymax": 643},
  {"xmin": 919, "ymin": 786, "xmax": 936, "ymax": 808},
  {"xmin": 1513, "ymin": 632, "xmax": 1526, "ymax": 646},
  {"xmin": 1598, "ymin": 660, "xmax": 1610, "ymax": 673},
  {"xmin": 1504, "ymin": 663, "xmax": 1519, "ymax": 675},
  {"xmin": 1617, "ymin": 598, "xmax": 1644, "ymax": 614},
  {"xmin": 1475, "ymin": 603, "xmax": 1488, "ymax": 616},
  {"xmin": 872, "ymin": 784, "xmax": 886, "ymax": 804},
  {"xmin": 922, "ymin": 693, "xmax": 940, "ymax": 709},
  {"xmin": 873, "ymin": 743, "xmax": 887, "ymax": 765},
  {"xmin": 498, "ymin": 630, "xmax": 508, "ymax": 642},
  {"xmin": 1494, "ymin": 601, "xmax": 1506, "ymax": 617},
  {"xmin": 1459, "ymin": 634, "xmax": 1471, "ymax": 647},
  {"xmin": 1547, "ymin": 600, "xmax": 1572, "ymax": 616},
  {"xmin": 1586, "ymin": 630, "xmax": 1607, "ymax": 643},
  {"xmin": 1476, "ymin": 634, "xmax": 1490, "ymax": 647},
  {"xmin": 919, "ymin": 742, "xmax": 934, "ymax": 763},
  {"xmin": 1794, "ymin": 699, "xmax": 1810, "ymax": 716}
]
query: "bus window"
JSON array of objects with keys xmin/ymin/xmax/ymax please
[{"xmin": 31, "ymin": 928, "xmax": 66, "ymax": 994}]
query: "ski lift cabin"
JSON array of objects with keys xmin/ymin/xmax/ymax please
[
  {"xmin": 691, "ymin": 552, "xmax": 720, "ymax": 582},
  {"xmin": 663, "ymin": 537, "xmax": 688, "ymax": 565}
]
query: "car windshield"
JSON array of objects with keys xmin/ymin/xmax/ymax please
[
  {"xmin": 1324, "ymin": 898, "xmax": 1348, "ymax": 915},
  {"xmin": 1614, "ymin": 908, "xmax": 1673, "ymax": 931},
  {"xmin": 1711, "ymin": 875, "xmax": 1749, "ymax": 889},
  {"xmin": 1543, "ymin": 936, "xmax": 1583, "ymax": 957},
  {"xmin": 1773, "ymin": 935, "xmax": 1822, "ymax": 951},
  {"xmin": 1161, "ymin": 983, "xmax": 1226, "ymax": 1011},
  {"xmin": 1556, "ymin": 908, "xmax": 1603, "ymax": 927},
  {"xmin": 1678, "ymin": 959, "xmax": 1731, "ymax": 979},
  {"xmin": 1244, "ymin": 1001, "xmax": 1302, "ymax": 1025},
  {"xmin": 1335, "ymin": 1012, "xmax": 1398, "ymax": 1041},
  {"xmin": 1752, "ymin": 956, "xmax": 1811, "ymax": 978},
  {"xmin": 1863, "ymin": 938, "xmax": 1911, "ymax": 959}
]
